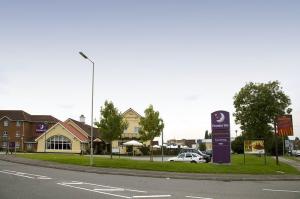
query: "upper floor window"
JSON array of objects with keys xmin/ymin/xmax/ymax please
[
  {"xmin": 16, "ymin": 121, "xmax": 21, "ymax": 127},
  {"xmin": 134, "ymin": 127, "xmax": 140, "ymax": 133},
  {"xmin": 3, "ymin": 131, "xmax": 8, "ymax": 137},
  {"xmin": 16, "ymin": 131, "xmax": 20, "ymax": 138},
  {"xmin": 4, "ymin": 120, "xmax": 8, "ymax": 127}
]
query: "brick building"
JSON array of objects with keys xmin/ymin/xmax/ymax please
[{"xmin": 0, "ymin": 110, "xmax": 59, "ymax": 152}]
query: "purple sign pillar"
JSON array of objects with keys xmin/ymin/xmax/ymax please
[{"xmin": 211, "ymin": 111, "xmax": 231, "ymax": 164}]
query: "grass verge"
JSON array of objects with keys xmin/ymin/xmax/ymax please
[
  {"xmin": 16, "ymin": 153, "xmax": 300, "ymax": 175},
  {"xmin": 283, "ymin": 155, "xmax": 300, "ymax": 162}
]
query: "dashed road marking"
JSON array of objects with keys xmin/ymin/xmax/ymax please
[
  {"xmin": 0, "ymin": 169, "xmax": 52, "ymax": 180},
  {"xmin": 57, "ymin": 182, "xmax": 132, "ymax": 199},
  {"xmin": 185, "ymin": 196, "xmax": 214, "ymax": 199},
  {"xmin": 263, "ymin": 188, "xmax": 300, "ymax": 193},
  {"xmin": 58, "ymin": 181, "xmax": 172, "ymax": 198},
  {"xmin": 132, "ymin": 195, "xmax": 172, "ymax": 198}
]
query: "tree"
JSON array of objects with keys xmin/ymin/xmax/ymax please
[
  {"xmin": 139, "ymin": 105, "xmax": 164, "ymax": 161},
  {"xmin": 204, "ymin": 130, "xmax": 212, "ymax": 139},
  {"xmin": 233, "ymin": 81, "xmax": 291, "ymax": 153},
  {"xmin": 231, "ymin": 135, "xmax": 244, "ymax": 154},
  {"xmin": 199, "ymin": 143, "xmax": 206, "ymax": 151},
  {"xmin": 95, "ymin": 100, "xmax": 128, "ymax": 159}
]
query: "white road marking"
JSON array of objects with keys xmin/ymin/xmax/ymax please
[
  {"xmin": 0, "ymin": 169, "xmax": 52, "ymax": 179},
  {"xmin": 0, "ymin": 170, "xmax": 34, "ymax": 179},
  {"xmin": 125, "ymin": 189, "xmax": 147, "ymax": 193},
  {"xmin": 57, "ymin": 182, "xmax": 132, "ymax": 198},
  {"xmin": 60, "ymin": 181, "xmax": 147, "ymax": 193},
  {"xmin": 93, "ymin": 188, "xmax": 125, "ymax": 192},
  {"xmin": 132, "ymin": 195, "xmax": 171, "ymax": 198},
  {"xmin": 263, "ymin": 188, "xmax": 300, "ymax": 193},
  {"xmin": 58, "ymin": 181, "xmax": 169, "ymax": 198},
  {"xmin": 185, "ymin": 196, "xmax": 214, "ymax": 199}
]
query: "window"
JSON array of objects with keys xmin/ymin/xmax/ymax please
[
  {"xmin": 16, "ymin": 121, "xmax": 21, "ymax": 127},
  {"xmin": 2, "ymin": 131, "xmax": 8, "ymax": 137},
  {"xmin": 46, "ymin": 135, "xmax": 71, "ymax": 150},
  {"xmin": 2, "ymin": 142, "xmax": 7, "ymax": 148},
  {"xmin": 186, "ymin": 153, "xmax": 192, "ymax": 158},
  {"xmin": 16, "ymin": 131, "xmax": 20, "ymax": 137},
  {"xmin": 192, "ymin": 154, "xmax": 198, "ymax": 158},
  {"xmin": 15, "ymin": 141, "xmax": 20, "ymax": 148},
  {"xmin": 134, "ymin": 127, "xmax": 140, "ymax": 133},
  {"xmin": 178, "ymin": 154, "xmax": 185, "ymax": 158},
  {"xmin": 4, "ymin": 120, "xmax": 8, "ymax": 127}
]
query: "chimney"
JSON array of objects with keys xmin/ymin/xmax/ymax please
[{"xmin": 79, "ymin": 115, "xmax": 85, "ymax": 123}]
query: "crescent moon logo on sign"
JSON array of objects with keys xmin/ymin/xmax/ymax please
[
  {"xmin": 40, "ymin": 124, "xmax": 44, "ymax": 129},
  {"xmin": 216, "ymin": 113, "xmax": 225, "ymax": 123}
]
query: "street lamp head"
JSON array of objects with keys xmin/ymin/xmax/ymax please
[{"xmin": 79, "ymin": 51, "xmax": 88, "ymax": 59}]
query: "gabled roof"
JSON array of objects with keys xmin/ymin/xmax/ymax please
[
  {"xmin": 0, "ymin": 110, "xmax": 31, "ymax": 121},
  {"xmin": 122, "ymin": 108, "xmax": 142, "ymax": 118},
  {"xmin": 67, "ymin": 118, "xmax": 101, "ymax": 138},
  {"xmin": 35, "ymin": 122, "xmax": 89, "ymax": 142},
  {"xmin": 59, "ymin": 122, "xmax": 89, "ymax": 142},
  {"xmin": 0, "ymin": 110, "xmax": 59, "ymax": 123}
]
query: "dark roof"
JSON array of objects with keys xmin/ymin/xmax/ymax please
[
  {"xmin": 0, "ymin": 110, "xmax": 59, "ymax": 123},
  {"xmin": 68, "ymin": 118, "xmax": 101, "ymax": 138},
  {"xmin": 30, "ymin": 115, "xmax": 59, "ymax": 123}
]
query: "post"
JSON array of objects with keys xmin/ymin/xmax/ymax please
[
  {"xmin": 44, "ymin": 130, "xmax": 46, "ymax": 152},
  {"xmin": 90, "ymin": 61, "xmax": 94, "ymax": 166},
  {"xmin": 79, "ymin": 51, "xmax": 95, "ymax": 166},
  {"xmin": 161, "ymin": 130, "xmax": 164, "ymax": 162},
  {"xmin": 243, "ymin": 140, "xmax": 245, "ymax": 165},
  {"xmin": 274, "ymin": 121, "xmax": 279, "ymax": 165},
  {"xmin": 282, "ymin": 137, "xmax": 285, "ymax": 156}
]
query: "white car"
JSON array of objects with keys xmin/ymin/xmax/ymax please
[
  {"xmin": 168, "ymin": 152, "xmax": 206, "ymax": 163},
  {"xmin": 291, "ymin": 150, "xmax": 300, "ymax": 156}
]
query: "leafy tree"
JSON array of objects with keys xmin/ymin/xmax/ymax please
[
  {"xmin": 139, "ymin": 105, "xmax": 164, "ymax": 161},
  {"xmin": 233, "ymin": 81, "xmax": 291, "ymax": 153},
  {"xmin": 204, "ymin": 130, "xmax": 212, "ymax": 139},
  {"xmin": 231, "ymin": 135, "xmax": 244, "ymax": 154},
  {"xmin": 199, "ymin": 143, "xmax": 206, "ymax": 151},
  {"xmin": 95, "ymin": 100, "xmax": 128, "ymax": 159},
  {"xmin": 204, "ymin": 130, "xmax": 209, "ymax": 139}
]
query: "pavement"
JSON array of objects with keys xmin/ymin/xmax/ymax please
[{"xmin": 1, "ymin": 154, "xmax": 300, "ymax": 181}]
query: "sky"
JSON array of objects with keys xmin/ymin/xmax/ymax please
[{"xmin": 1, "ymin": 0, "xmax": 300, "ymax": 141}]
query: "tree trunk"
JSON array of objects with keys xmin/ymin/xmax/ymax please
[
  {"xmin": 110, "ymin": 141, "xmax": 113, "ymax": 159},
  {"xmin": 150, "ymin": 144, "xmax": 153, "ymax": 162}
]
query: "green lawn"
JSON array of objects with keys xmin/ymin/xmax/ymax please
[{"xmin": 16, "ymin": 153, "xmax": 300, "ymax": 175}]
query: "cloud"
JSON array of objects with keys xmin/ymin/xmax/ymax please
[
  {"xmin": 58, "ymin": 104, "xmax": 74, "ymax": 109},
  {"xmin": 185, "ymin": 95, "xmax": 200, "ymax": 101}
]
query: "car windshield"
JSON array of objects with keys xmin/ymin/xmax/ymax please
[
  {"xmin": 178, "ymin": 154, "xmax": 185, "ymax": 158},
  {"xmin": 186, "ymin": 153, "xmax": 192, "ymax": 158}
]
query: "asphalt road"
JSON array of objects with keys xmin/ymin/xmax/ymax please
[{"xmin": 0, "ymin": 160, "xmax": 300, "ymax": 199}]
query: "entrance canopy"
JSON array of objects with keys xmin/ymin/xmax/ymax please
[{"xmin": 123, "ymin": 140, "xmax": 143, "ymax": 146}]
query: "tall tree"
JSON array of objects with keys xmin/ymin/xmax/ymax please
[
  {"xmin": 233, "ymin": 81, "xmax": 291, "ymax": 153},
  {"xmin": 204, "ymin": 130, "xmax": 212, "ymax": 139},
  {"xmin": 139, "ymin": 105, "xmax": 164, "ymax": 161},
  {"xmin": 204, "ymin": 130, "xmax": 209, "ymax": 139},
  {"xmin": 95, "ymin": 101, "xmax": 128, "ymax": 159}
]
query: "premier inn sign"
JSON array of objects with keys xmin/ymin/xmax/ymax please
[{"xmin": 211, "ymin": 111, "xmax": 231, "ymax": 164}]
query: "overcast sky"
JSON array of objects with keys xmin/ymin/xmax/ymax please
[{"xmin": 1, "ymin": 0, "xmax": 299, "ymax": 140}]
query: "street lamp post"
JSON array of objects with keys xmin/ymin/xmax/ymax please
[
  {"xmin": 79, "ymin": 51, "xmax": 94, "ymax": 166},
  {"xmin": 161, "ymin": 130, "xmax": 164, "ymax": 162}
]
